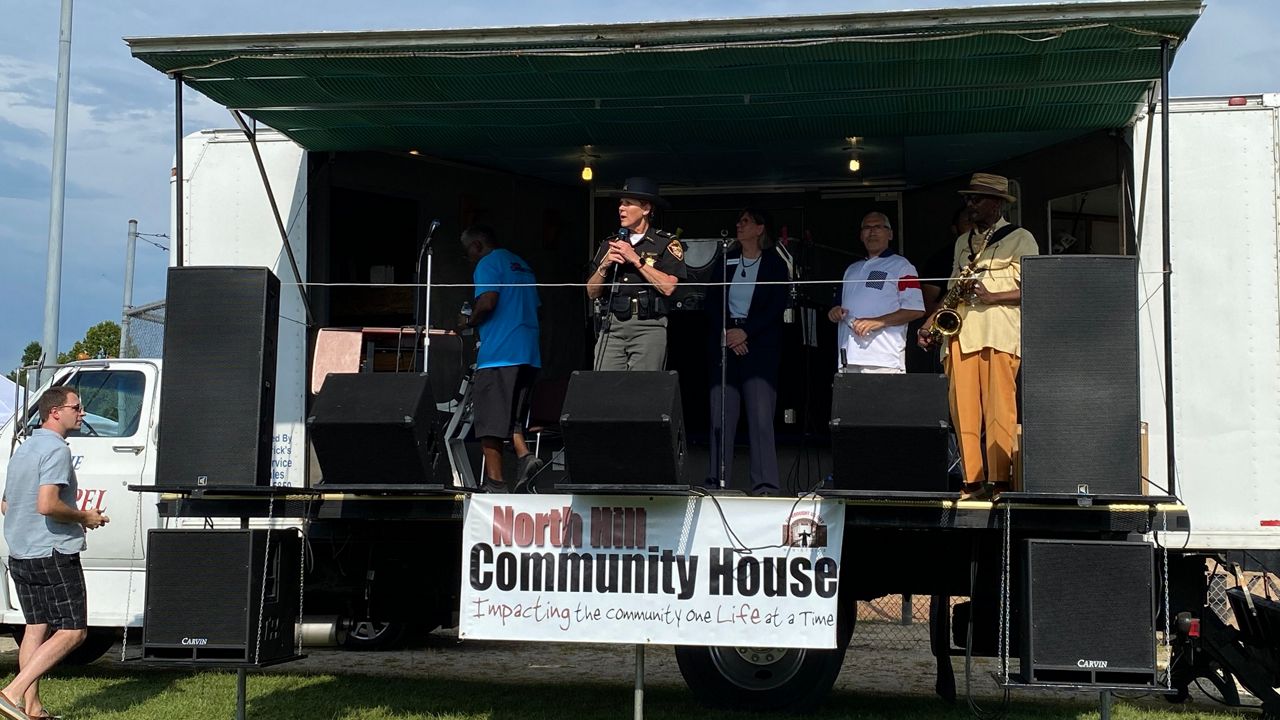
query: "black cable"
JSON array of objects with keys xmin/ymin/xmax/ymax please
[
  {"xmin": 962, "ymin": 535, "xmax": 1010, "ymax": 720},
  {"xmin": 592, "ymin": 229, "xmax": 629, "ymax": 372}
]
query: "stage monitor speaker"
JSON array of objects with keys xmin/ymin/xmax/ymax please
[
  {"xmin": 143, "ymin": 529, "xmax": 301, "ymax": 664},
  {"xmin": 1020, "ymin": 539, "xmax": 1157, "ymax": 687},
  {"xmin": 1021, "ymin": 255, "xmax": 1139, "ymax": 494},
  {"xmin": 156, "ymin": 266, "xmax": 280, "ymax": 487},
  {"xmin": 560, "ymin": 371, "xmax": 685, "ymax": 484},
  {"xmin": 307, "ymin": 372, "xmax": 437, "ymax": 485},
  {"xmin": 829, "ymin": 373, "xmax": 951, "ymax": 492}
]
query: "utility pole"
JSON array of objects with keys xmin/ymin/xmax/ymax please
[
  {"xmin": 40, "ymin": 0, "xmax": 74, "ymax": 383},
  {"xmin": 120, "ymin": 219, "xmax": 138, "ymax": 357}
]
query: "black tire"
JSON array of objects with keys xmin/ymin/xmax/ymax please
[
  {"xmin": 337, "ymin": 619, "xmax": 406, "ymax": 650},
  {"xmin": 675, "ymin": 611, "xmax": 855, "ymax": 713},
  {"xmin": 9, "ymin": 626, "xmax": 119, "ymax": 665}
]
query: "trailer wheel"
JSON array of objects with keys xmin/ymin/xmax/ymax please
[
  {"xmin": 675, "ymin": 643, "xmax": 848, "ymax": 712},
  {"xmin": 9, "ymin": 627, "xmax": 118, "ymax": 665},
  {"xmin": 675, "ymin": 610, "xmax": 854, "ymax": 713},
  {"xmin": 337, "ymin": 619, "xmax": 406, "ymax": 650}
]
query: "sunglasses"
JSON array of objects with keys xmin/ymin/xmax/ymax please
[
  {"xmin": 55, "ymin": 404, "xmax": 84, "ymax": 413},
  {"xmin": 964, "ymin": 195, "xmax": 997, "ymax": 205}
]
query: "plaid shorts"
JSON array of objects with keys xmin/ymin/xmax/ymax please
[{"xmin": 8, "ymin": 551, "xmax": 88, "ymax": 630}]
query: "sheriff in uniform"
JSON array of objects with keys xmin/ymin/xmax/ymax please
[{"xmin": 586, "ymin": 177, "xmax": 687, "ymax": 371}]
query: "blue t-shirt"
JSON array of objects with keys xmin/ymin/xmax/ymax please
[
  {"xmin": 3, "ymin": 428, "xmax": 86, "ymax": 559},
  {"xmin": 473, "ymin": 248, "xmax": 541, "ymax": 369}
]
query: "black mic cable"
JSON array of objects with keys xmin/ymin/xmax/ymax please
[{"xmin": 593, "ymin": 227, "xmax": 630, "ymax": 371}]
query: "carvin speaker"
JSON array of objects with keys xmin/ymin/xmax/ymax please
[
  {"xmin": 829, "ymin": 373, "xmax": 951, "ymax": 492},
  {"xmin": 1020, "ymin": 539, "xmax": 1157, "ymax": 687},
  {"xmin": 143, "ymin": 529, "xmax": 301, "ymax": 664},
  {"xmin": 156, "ymin": 266, "xmax": 280, "ymax": 487},
  {"xmin": 560, "ymin": 371, "xmax": 686, "ymax": 485},
  {"xmin": 1021, "ymin": 255, "xmax": 1139, "ymax": 494},
  {"xmin": 307, "ymin": 372, "xmax": 438, "ymax": 485}
]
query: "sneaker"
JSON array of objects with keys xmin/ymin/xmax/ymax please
[
  {"xmin": 515, "ymin": 455, "xmax": 545, "ymax": 493},
  {"xmin": 479, "ymin": 478, "xmax": 509, "ymax": 494}
]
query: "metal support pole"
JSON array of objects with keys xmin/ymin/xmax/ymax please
[
  {"xmin": 120, "ymin": 219, "xmax": 137, "ymax": 356},
  {"xmin": 1099, "ymin": 690, "xmax": 1111, "ymax": 720},
  {"xmin": 236, "ymin": 668, "xmax": 247, "ymax": 720},
  {"xmin": 173, "ymin": 72, "xmax": 184, "ymax": 267},
  {"xmin": 634, "ymin": 644, "xmax": 645, "ymax": 720},
  {"xmin": 1159, "ymin": 39, "xmax": 1176, "ymax": 497},
  {"xmin": 40, "ymin": 0, "xmax": 74, "ymax": 384},
  {"xmin": 230, "ymin": 110, "xmax": 314, "ymax": 326}
]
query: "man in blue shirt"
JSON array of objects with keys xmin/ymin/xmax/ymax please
[
  {"xmin": 2, "ymin": 386, "xmax": 109, "ymax": 720},
  {"xmin": 459, "ymin": 225, "xmax": 543, "ymax": 492}
]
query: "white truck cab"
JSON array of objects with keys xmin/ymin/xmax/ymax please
[{"xmin": 0, "ymin": 360, "xmax": 162, "ymax": 660}]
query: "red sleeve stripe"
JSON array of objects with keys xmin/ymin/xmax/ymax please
[{"xmin": 898, "ymin": 275, "xmax": 921, "ymax": 291}]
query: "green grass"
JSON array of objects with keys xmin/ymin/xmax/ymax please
[{"xmin": 1, "ymin": 662, "xmax": 1255, "ymax": 720}]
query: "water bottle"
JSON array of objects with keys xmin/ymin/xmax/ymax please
[{"xmin": 460, "ymin": 301, "xmax": 474, "ymax": 336}]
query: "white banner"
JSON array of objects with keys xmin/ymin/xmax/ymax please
[{"xmin": 459, "ymin": 494, "xmax": 845, "ymax": 647}]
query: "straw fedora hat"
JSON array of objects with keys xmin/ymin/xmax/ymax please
[{"xmin": 958, "ymin": 172, "xmax": 1017, "ymax": 203}]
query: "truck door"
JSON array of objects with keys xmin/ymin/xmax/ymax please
[{"xmin": 60, "ymin": 363, "xmax": 160, "ymax": 563}]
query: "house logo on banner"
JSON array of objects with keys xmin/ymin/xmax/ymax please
[
  {"xmin": 459, "ymin": 494, "xmax": 846, "ymax": 648},
  {"xmin": 783, "ymin": 512, "xmax": 828, "ymax": 548}
]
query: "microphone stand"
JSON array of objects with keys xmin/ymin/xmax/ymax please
[
  {"xmin": 412, "ymin": 219, "xmax": 441, "ymax": 374},
  {"xmin": 593, "ymin": 228, "xmax": 629, "ymax": 371},
  {"xmin": 717, "ymin": 229, "xmax": 731, "ymax": 490}
]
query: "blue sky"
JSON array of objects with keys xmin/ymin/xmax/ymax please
[{"xmin": 1, "ymin": 0, "xmax": 1277, "ymax": 371}]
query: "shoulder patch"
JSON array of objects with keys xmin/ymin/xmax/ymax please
[{"xmin": 667, "ymin": 239, "xmax": 684, "ymax": 261}]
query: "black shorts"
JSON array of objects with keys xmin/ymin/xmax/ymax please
[
  {"xmin": 472, "ymin": 365, "xmax": 538, "ymax": 440},
  {"xmin": 8, "ymin": 551, "xmax": 88, "ymax": 630}
]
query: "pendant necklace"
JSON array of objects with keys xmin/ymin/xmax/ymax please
[{"xmin": 739, "ymin": 255, "xmax": 761, "ymax": 278}]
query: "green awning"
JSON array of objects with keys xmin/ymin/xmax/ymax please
[{"xmin": 126, "ymin": 0, "xmax": 1203, "ymax": 188}]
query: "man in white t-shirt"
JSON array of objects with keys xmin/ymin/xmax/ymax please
[{"xmin": 827, "ymin": 212, "xmax": 926, "ymax": 373}]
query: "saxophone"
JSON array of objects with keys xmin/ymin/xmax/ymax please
[
  {"xmin": 925, "ymin": 223, "xmax": 999, "ymax": 346},
  {"xmin": 924, "ymin": 263, "xmax": 982, "ymax": 344}
]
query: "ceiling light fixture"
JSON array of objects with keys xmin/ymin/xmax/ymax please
[{"xmin": 581, "ymin": 145, "xmax": 598, "ymax": 183}]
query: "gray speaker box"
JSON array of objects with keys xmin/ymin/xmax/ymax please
[
  {"xmin": 829, "ymin": 373, "xmax": 951, "ymax": 492},
  {"xmin": 143, "ymin": 529, "xmax": 301, "ymax": 664},
  {"xmin": 559, "ymin": 371, "xmax": 685, "ymax": 485},
  {"xmin": 1020, "ymin": 539, "xmax": 1157, "ymax": 687},
  {"xmin": 1020, "ymin": 255, "xmax": 1139, "ymax": 494},
  {"xmin": 156, "ymin": 266, "xmax": 280, "ymax": 487}
]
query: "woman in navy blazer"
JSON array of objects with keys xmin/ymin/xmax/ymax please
[{"xmin": 705, "ymin": 208, "xmax": 789, "ymax": 495}]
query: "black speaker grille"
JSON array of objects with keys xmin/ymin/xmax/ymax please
[
  {"xmin": 145, "ymin": 531, "xmax": 253, "ymax": 646},
  {"xmin": 157, "ymin": 267, "xmax": 280, "ymax": 487},
  {"xmin": 561, "ymin": 371, "xmax": 685, "ymax": 484},
  {"xmin": 830, "ymin": 373, "xmax": 950, "ymax": 428},
  {"xmin": 1022, "ymin": 540, "xmax": 1155, "ymax": 684},
  {"xmin": 1021, "ymin": 256, "xmax": 1139, "ymax": 494}
]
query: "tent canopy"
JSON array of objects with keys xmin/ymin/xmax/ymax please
[{"xmin": 126, "ymin": 0, "xmax": 1203, "ymax": 188}]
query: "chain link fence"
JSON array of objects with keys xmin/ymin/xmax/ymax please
[
  {"xmin": 852, "ymin": 594, "xmax": 948, "ymax": 651},
  {"xmin": 120, "ymin": 300, "xmax": 166, "ymax": 359}
]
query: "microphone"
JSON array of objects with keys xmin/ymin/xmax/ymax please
[
  {"xmin": 617, "ymin": 227, "xmax": 629, "ymax": 243},
  {"xmin": 424, "ymin": 219, "xmax": 442, "ymax": 247}
]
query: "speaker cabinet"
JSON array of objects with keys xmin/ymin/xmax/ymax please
[
  {"xmin": 157, "ymin": 267, "xmax": 280, "ymax": 487},
  {"xmin": 1021, "ymin": 256, "xmax": 1139, "ymax": 494},
  {"xmin": 143, "ymin": 529, "xmax": 301, "ymax": 664},
  {"xmin": 829, "ymin": 373, "xmax": 951, "ymax": 492},
  {"xmin": 1020, "ymin": 539, "xmax": 1157, "ymax": 687},
  {"xmin": 307, "ymin": 372, "xmax": 437, "ymax": 485},
  {"xmin": 560, "ymin": 371, "xmax": 685, "ymax": 485}
]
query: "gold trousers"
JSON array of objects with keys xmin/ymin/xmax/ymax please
[{"xmin": 945, "ymin": 341, "xmax": 1020, "ymax": 486}]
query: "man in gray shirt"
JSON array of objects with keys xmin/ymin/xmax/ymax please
[{"xmin": 1, "ymin": 386, "xmax": 108, "ymax": 720}]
